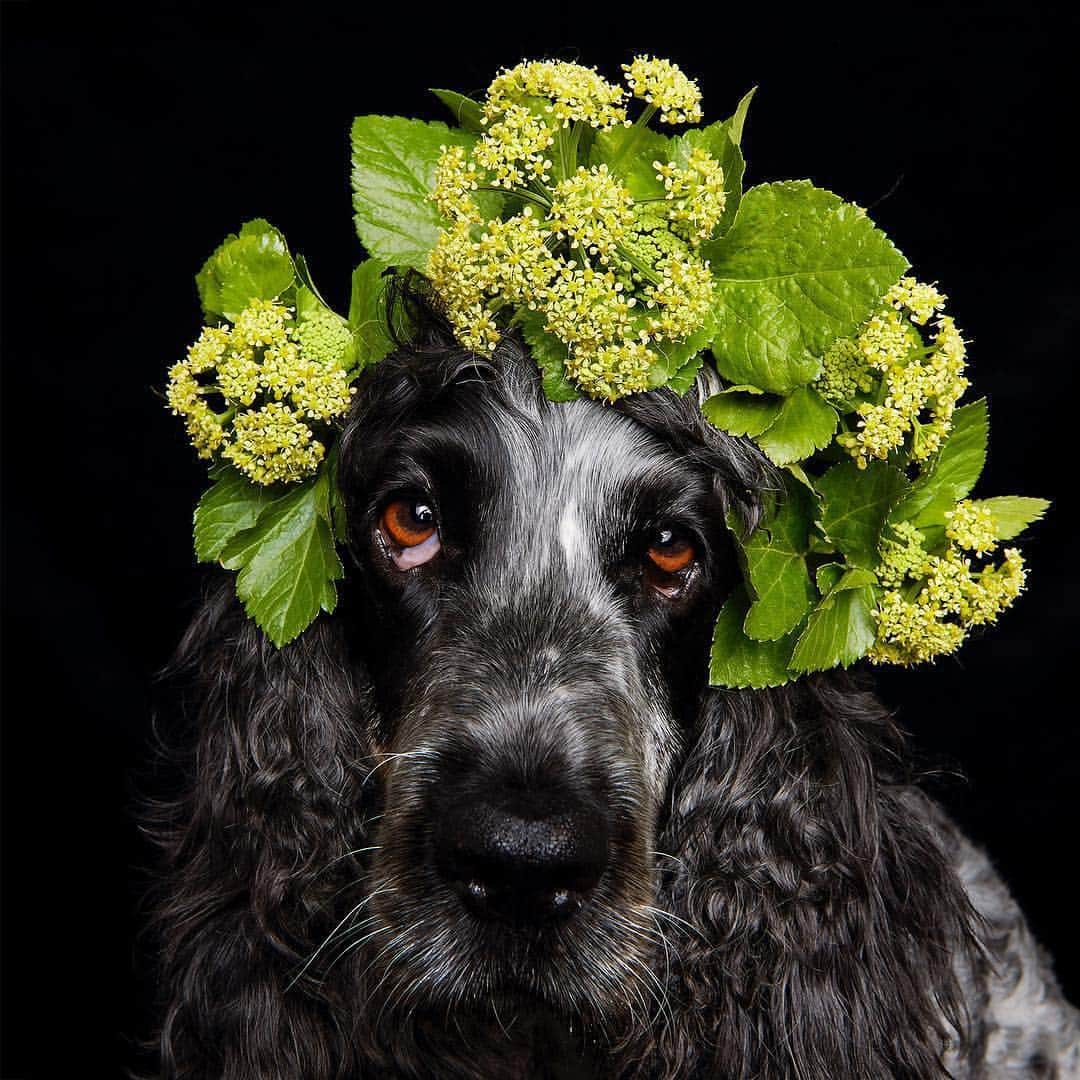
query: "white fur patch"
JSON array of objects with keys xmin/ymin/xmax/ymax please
[{"xmin": 558, "ymin": 501, "xmax": 583, "ymax": 568}]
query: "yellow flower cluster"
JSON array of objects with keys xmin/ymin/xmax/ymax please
[
  {"xmin": 945, "ymin": 499, "xmax": 998, "ymax": 554},
  {"xmin": 167, "ymin": 298, "xmax": 355, "ymax": 484},
  {"xmin": 870, "ymin": 511, "xmax": 1026, "ymax": 665},
  {"xmin": 543, "ymin": 263, "xmax": 636, "ymax": 350},
  {"xmin": 473, "ymin": 104, "xmax": 555, "ymax": 189},
  {"xmin": 835, "ymin": 282, "xmax": 969, "ymax": 468},
  {"xmin": 484, "ymin": 61, "xmax": 628, "ymax": 130},
  {"xmin": 431, "ymin": 145, "xmax": 483, "ymax": 223},
  {"xmin": 622, "ymin": 56, "xmax": 703, "ymax": 124},
  {"xmin": 426, "ymin": 211, "xmax": 558, "ymax": 354},
  {"xmin": 887, "ymin": 276, "xmax": 946, "ymax": 326},
  {"xmin": 426, "ymin": 58, "xmax": 722, "ymax": 401},
  {"xmin": 567, "ymin": 340, "xmax": 652, "ymax": 401},
  {"xmin": 548, "ymin": 165, "xmax": 634, "ymax": 260},
  {"xmin": 224, "ymin": 402, "xmax": 325, "ymax": 486},
  {"xmin": 654, "ymin": 149, "xmax": 726, "ymax": 243},
  {"xmin": 166, "ymin": 358, "xmax": 226, "ymax": 459},
  {"xmin": 643, "ymin": 253, "xmax": 715, "ymax": 340}
]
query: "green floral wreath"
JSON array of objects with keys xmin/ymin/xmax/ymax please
[{"xmin": 166, "ymin": 56, "xmax": 1047, "ymax": 687}]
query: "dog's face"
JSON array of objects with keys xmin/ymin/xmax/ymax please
[{"xmin": 337, "ymin": 331, "xmax": 758, "ymax": 1028}]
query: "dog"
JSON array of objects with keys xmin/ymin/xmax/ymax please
[{"xmin": 147, "ymin": 283, "xmax": 1080, "ymax": 1078}]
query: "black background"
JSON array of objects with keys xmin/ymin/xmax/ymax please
[{"xmin": 3, "ymin": 2, "xmax": 1078, "ymax": 1075}]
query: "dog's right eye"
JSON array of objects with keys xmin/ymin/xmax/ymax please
[{"xmin": 380, "ymin": 498, "xmax": 441, "ymax": 568}]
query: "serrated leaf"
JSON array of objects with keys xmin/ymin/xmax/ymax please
[
  {"xmin": 430, "ymin": 89, "xmax": 485, "ymax": 133},
  {"xmin": 703, "ymin": 388, "xmax": 782, "ymax": 437},
  {"xmin": 667, "ymin": 352, "xmax": 705, "ymax": 397},
  {"xmin": 709, "ymin": 585, "xmax": 799, "ymax": 689},
  {"xmin": 974, "ymin": 496, "xmax": 1050, "ymax": 540},
  {"xmin": 754, "ymin": 385, "xmax": 837, "ymax": 466},
  {"xmin": 196, "ymin": 219, "xmax": 296, "ymax": 322},
  {"xmin": 348, "ymin": 257, "xmax": 394, "ymax": 370},
  {"xmin": 193, "ymin": 467, "xmax": 278, "ymax": 563},
  {"xmin": 350, "ymin": 116, "xmax": 497, "ymax": 267},
  {"xmin": 789, "ymin": 582, "xmax": 877, "ymax": 674},
  {"xmin": 520, "ymin": 312, "xmax": 581, "ymax": 401},
  {"xmin": 220, "ymin": 469, "xmax": 343, "ymax": 647},
  {"xmin": 815, "ymin": 562, "xmax": 845, "ymax": 594},
  {"xmin": 741, "ymin": 479, "xmax": 817, "ymax": 640},
  {"xmin": 815, "ymin": 563, "xmax": 877, "ymax": 593},
  {"xmin": 704, "ymin": 182, "xmax": 908, "ymax": 394},
  {"xmin": 589, "ymin": 124, "xmax": 669, "ymax": 199},
  {"xmin": 817, "ymin": 459, "xmax": 909, "ymax": 568},
  {"xmin": 648, "ymin": 312, "xmax": 716, "ymax": 389},
  {"xmin": 891, "ymin": 399, "xmax": 988, "ymax": 525}
]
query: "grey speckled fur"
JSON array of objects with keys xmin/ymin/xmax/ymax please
[{"xmin": 930, "ymin": 802, "xmax": 1080, "ymax": 1078}]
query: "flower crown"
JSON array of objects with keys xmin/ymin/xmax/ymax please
[{"xmin": 167, "ymin": 57, "xmax": 1047, "ymax": 688}]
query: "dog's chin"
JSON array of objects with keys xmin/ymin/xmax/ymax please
[{"xmin": 364, "ymin": 885, "xmax": 655, "ymax": 1029}]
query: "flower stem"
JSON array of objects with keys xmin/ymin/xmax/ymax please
[
  {"xmin": 634, "ymin": 105, "xmax": 658, "ymax": 129},
  {"xmin": 615, "ymin": 243, "xmax": 661, "ymax": 286}
]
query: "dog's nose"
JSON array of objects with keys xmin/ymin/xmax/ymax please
[{"xmin": 433, "ymin": 788, "xmax": 609, "ymax": 924}]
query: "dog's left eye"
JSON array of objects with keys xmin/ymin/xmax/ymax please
[
  {"xmin": 380, "ymin": 498, "xmax": 441, "ymax": 569},
  {"xmin": 645, "ymin": 527, "xmax": 696, "ymax": 575}
]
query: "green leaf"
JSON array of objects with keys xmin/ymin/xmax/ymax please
[
  {"xmin": 196, "ymin": 219, "xmax": 296, "ymax": 321},
  {"xmin": 973, "ymin": 496, "xmax": 1050, "ymax": 540},
  {"xmin": 667, "ymin": 352, "xmax": 705, "ymax": 397},
  {"xmin": 817, "ymin": 459, "xmax": 909, "ymax": 568},
  {"xmin": 789, "ymin": 582, "xmax": 878, "ymax": 674},
  {"xmin": 293, "ymin": 254, "xmax": 332, "ymax": 309},
  {"xmin": 220, "ymin": 468, "xmax": 343, "ymax": 647},
  {"xmin": 193, "ymin": 467, "xmax": 278, "ymax": 563},
  {"xmin": 647, "ymin": 313, "xmax": 716, "ymax": 388},
  {"xmin": 704, "ymin": 182, "xmax": 908, "ymax": 394},
  {"xmin": 815, "ymin": 562, "xmax": 845, "ymax": 594},
  {"xmin": 430, "ymin": 89, "xmax": 485, "ymax": 133},
  {"xmin": 815, "ymin": 563, "xmax": 877, "ymax": 593},
  {"xmin": 327, "ymin": 447, "xmax": 349, "ymax": 540},
  {"xmin": 754, "ymin": 385, "xmax": 838, "ymax": 466},
  {"xmin": 723, "ymin": 87, "xmax": 756, "ymax": 147},
  {"xmin": 891, "ymin": 399, "xmax": 988, "ymax": 525},
  {"xmin": 589, "ymin": 124, "xmax": 669, "ymax": 199},
  {"xmin": 741, "ymin": 478, "xmax": 817, "ymax": 640},
  {"xmin": 520, "ymin": 313, "xmax": 581, "ymax": 401},
  {"xmin": 351, "ymin": 116, "xmax": 496, "ymax": 267},
  {"xmin": 703, "ymin": 387, "xmax": 782, "ymax": 437},
  {"xmin": 348, "ymin": 257, "xmax": 394, "ymax": 370},
  {"xmin": 709, "ymin": 585, "xmax": 799, "ymax": 689}
]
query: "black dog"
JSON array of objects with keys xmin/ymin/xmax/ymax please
[{"xmin": 148, "ymin": 286, "xmax": 1079, "ymax": 1078}]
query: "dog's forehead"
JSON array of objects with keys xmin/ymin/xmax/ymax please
[
  {"xmin": 488, "ymin": 395, "xmax": 691, "ymax": 516},
  {"xmin": 545, "ymin": 400, "xmax": 677, "ymax": 489}
]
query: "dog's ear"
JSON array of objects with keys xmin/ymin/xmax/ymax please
[
  {"xmin": 647, "ymin": 673, "xmax": 978, "ymax": 1079},
  {"xmin": 146, "ymin": 577, "xmax": 374, "ymax": 1077}
]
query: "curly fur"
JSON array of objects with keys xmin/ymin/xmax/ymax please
[{"xmin": 144, "ymin": 284, "xmax": 1078, "ymax": 1079}]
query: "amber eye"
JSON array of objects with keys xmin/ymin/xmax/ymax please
[
  {"xmin": 381, "ymin": 498, "xmax": 438, "ymax": 548},
  {"xmin": 646, "ymin": 527, "xmax": 696, "ymax": 574}
]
